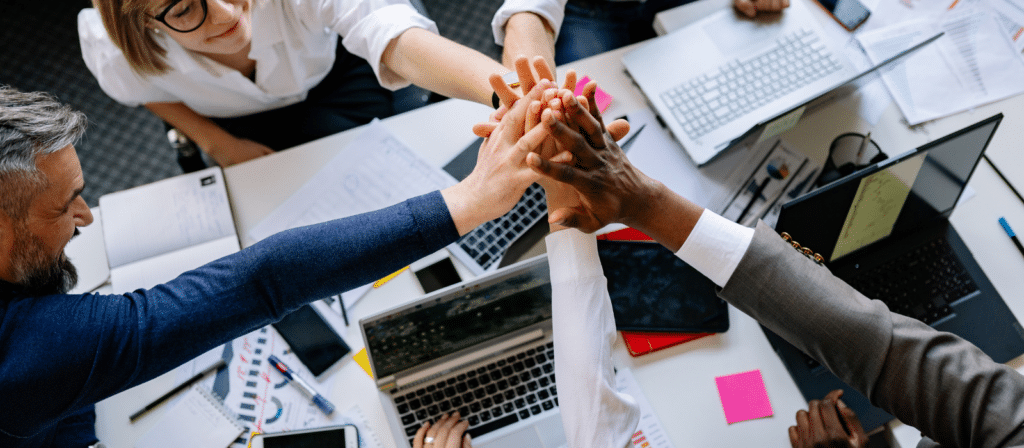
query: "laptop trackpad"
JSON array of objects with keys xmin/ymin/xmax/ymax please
[{"xmin": 478, "ymin": 415, "xmax": 567, "ymax": 448}]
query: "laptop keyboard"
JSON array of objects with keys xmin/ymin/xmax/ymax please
[
  {"xmin": 660, "ymin": 28, "xmax": 843, "ymax": 140},
  {"xmin": 456, "ymin": 183, "xmax": 546, "ymax": 271},
  {"xmin": 846, "ymin": 236, "xmax": 977, "ymax": 325},
  {"xmin": 394, "ymin": 341, "xmax": 557, "ymax": 445}
]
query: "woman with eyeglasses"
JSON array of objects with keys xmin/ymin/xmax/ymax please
[{"xmin": 79, "ymin": 0, "xmax": 511, "ymax": 166}]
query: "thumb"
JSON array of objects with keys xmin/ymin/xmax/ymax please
[
  {"xmin": 837, "ymin": 400, "xmax": 866, "ymax": 440},
  {"xmin": 734, "ymin": 0, "xmax": 757, "ymax": 17},
  {"xmin": 608, "ymin": 119, "xmax": 630, "ymax": 142}
]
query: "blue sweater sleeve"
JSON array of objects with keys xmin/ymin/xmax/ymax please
[{"xmin": 0, "ymin": 191, "xmax": 458, "ymax": 442}]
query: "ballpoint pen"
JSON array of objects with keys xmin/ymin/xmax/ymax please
[{"xmin": 267, "ymin": 355, "xmax": 335, "ymax": 416}]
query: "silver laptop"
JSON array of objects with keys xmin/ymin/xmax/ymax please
[{"xmin": 360, "ymin": 255, "xmax": 566, "ymax": 448}]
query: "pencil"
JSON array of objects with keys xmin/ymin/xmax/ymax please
[
  {"xmin": 373, "ymin": 266, "xmax": 409, "ymax": 288},
  {"xmin": 999, "ymin": 217, "xmax": 1024, "ymax": 260},
  {"xmin": 129, "ymin": 359, "xmax": 227, "ymax": 423}
]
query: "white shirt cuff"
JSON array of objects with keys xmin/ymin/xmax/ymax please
[
  {"xmin": 491, "ymin": 0, "xmax": 567, "ymax": 45},
  {"xmin": 675, "ymin": 211, "xmax": 754, "ymax": 287},
  {"xmin": 545, "ymin": 228, "xmax": 602, "ymax": 283}
]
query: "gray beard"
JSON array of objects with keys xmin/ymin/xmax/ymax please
[{"xmin": 10, "ymin": 228, "xmax": 79, "ymax": 295}]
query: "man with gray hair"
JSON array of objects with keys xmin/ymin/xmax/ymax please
[{"xmin": 0, "ymin": 81, "xmax": 555, "ymax": 447}]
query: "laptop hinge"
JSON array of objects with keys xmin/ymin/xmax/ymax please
[{"xmin": 394, "ymin": 329, "xmax": 545, "ymax": 389}]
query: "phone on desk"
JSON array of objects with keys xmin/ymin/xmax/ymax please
[
  {"xmin": 272, "ymin": 305, "xmax": 351, "ymax": 377},
  {"xmin": 813, "ymin": 0, "xmax": 871, "ymax": 31},
  {"xmin": 250, "ymin": 424, "xmax": 358, "ymax": 448}
]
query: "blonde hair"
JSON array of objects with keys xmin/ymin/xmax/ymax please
[{"xmin": 94, "ymin": 0, "xmax": 170, "ymax": 76}]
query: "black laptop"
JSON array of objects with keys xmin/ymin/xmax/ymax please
[{"xmin": 770, "ymin": 114, "xmax": 1024, "ymax": 431}]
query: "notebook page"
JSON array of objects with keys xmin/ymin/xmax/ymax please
[
  {"xmin": 100, "ymin": 167, "xmax": 234, "ymax": 269},
  {"xmin": 136, "ymin": 385, "xmax": 244, "ymax": 448}
]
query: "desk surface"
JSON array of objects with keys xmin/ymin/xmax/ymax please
[{"xmin": 96, "ymin": 0, "xmax": 1024, "ymax": 446}]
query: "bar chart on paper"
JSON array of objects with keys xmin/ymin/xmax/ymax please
[{"xmin": 177, "ymin": 328, "xmax": 384, "ymax": 447}]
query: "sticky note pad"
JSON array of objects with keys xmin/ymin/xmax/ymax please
[
  {"xmin": 354, "ymin": 348, "xmax": 373, "ymax": 378},
  {"xmin": 574, "ymin": 76, "xmax": 613, "ymax": 112},
  {"xmin": 714, "ymin": 369, "xmax": 773, "ymax": 424}
]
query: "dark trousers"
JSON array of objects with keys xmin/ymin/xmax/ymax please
[
  {"xmin": 212, "ymin": 45, "xmax": 395, "ymax": 151},
  {"xmin": 555, "ymin": 0, "xmax": 696, "ymax": 65}
]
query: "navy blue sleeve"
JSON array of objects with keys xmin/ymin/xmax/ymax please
[{"xmin": 0, "ymin": 191, "xmax": 459, "ymax": 442}]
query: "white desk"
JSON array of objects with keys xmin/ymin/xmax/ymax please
[{"xmin": 95, "ymin": 2, "xmax": 1024, "ymax": 445}]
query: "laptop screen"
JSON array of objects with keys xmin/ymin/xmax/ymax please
[
  {"xmin": 363, "ymin": 259, "xmax": 552, "ymax": 379},
  {"xmin": 776, "ymin": 114, "xmax": 1002, "ymax": 262}
]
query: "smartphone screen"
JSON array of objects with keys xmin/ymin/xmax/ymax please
[
  {"xmin": 271, "ymin": 305, "xmax": 350, "ymax": 376},
  {"xmin": 814, "ymin": 0, "xmax": 870, "ymax": 31},
  {"xmin": 262, "ymin": 427, "xmax": 351, "ymax": 447},
  {"xmin": 414, "ymin": 257, "xmax": 462, "ymax": 294}
]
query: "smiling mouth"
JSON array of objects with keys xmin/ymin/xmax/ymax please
[{"xmin": 213, "ymin": 21, "xmax": 240, "ymax": 39}]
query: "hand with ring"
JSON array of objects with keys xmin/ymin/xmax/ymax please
[{"xmin": 412, "ymin": 412, "xmax": 473, "ymax": 448}]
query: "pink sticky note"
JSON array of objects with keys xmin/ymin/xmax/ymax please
[
  {"xmin": 574, "ymin": 76, "xmax": 613, "ymax": 112},
  {"xmin": 714, "ymin": 369, "xmax": 774, "ymax": 424}
]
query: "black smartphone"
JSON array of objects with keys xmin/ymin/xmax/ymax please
[
  {"xmin": 272, "ymin": 305, "xmax": 350, "ymax": 376},
  {"xmin": 597, "ymin": 240, "xmax": 729, "ymax": 333},
  {"xmin": 414, "ymin": 257, "xmax": 462, "ymax": 294},
  {"xmin": 813, "ymin": 0, "xmax": 871, "ymax": 31}
]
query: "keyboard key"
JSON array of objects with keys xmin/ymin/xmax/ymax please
[
  {"xmin": 538, "ymin": 390, "xmax": 549, "ymax": 400},
  {"xmin": 542, "ymin": 400, "xmax": 555, "ymax": 411},
  {"xmin": 467, "ymin": 378, "xmax": 479, "ymax": 389},
  {"xmin": 402, "ymin": 414, "xmax": 415, "ymax": 425},
  {"xmin": 416, "ymin": 389, "xmax": 426, "ymax": 396},
  {"xmin": 497, "ymin": 380, "xmax": 509, "ymax": 390},
  {"xmin": 480, "ymin": 411, "xmax": 491, "ymax": 422},
  {"xmin": 503, "ymin": 403, "xmax": 515, "ymax": 413},
  {"xmin": 410, "ymin": 399, "xmax": 422, "ymax": 410},
  {"xmin": 444, "ymin": 387, "xmax": 456, "ymax": 397},
  {"xmin": 526, "ymin": 394, "xmax": 537, "ymax": 404},
  {"xmin": 515, "ymin": 398, "xmax": 526, "ymax": 409},
  {"xmin": 481, "ymin": 397, "xmax": 493, "ymax": 408},
  {"xmin": 459, "ymin": 406, "xmax": 470, "ymax": 416},
  {"xmin": 451, "ymin": 396, "xmax": 463, "ymax": 407},
  {"xmin": 456, "ymin": 383, "xmax": 468, "ymax": 393},
  {"xmin": 433, "ymin": 391, "xmax": 444, "ymax": 401},
  {"xmin": 406, "ymin": 426, "xmax": 420, "ymax": 437},
  {"xmin": 427, "ymin": 405, "xmax": 439, "ymax": 415},
  {"xmin": 421, "ymin": 395, "xmax": 433, "ymax": 406},
  {"xmin": 519, "ymin": 410, "xmax": 530, "ymax": 419},
  {"xmin": 527, "ymin": 381, "xmax": 539, "ymax": 392},
  {"xmin": 415, "ymin": 410, "xmax": 427, "ymax": 420},
  {"xmin": 440, "ymin": 401, "xmax": 452, "ymax": 412},
  {"xmin": 470, "ymin": 403, "xmax": 481, "ymax": 413},
  {"xmin": 542, "ymin": 364, "xmax": 553, "ymax": 373},
  {"xmin": 474, "ymin": 389, "xmax": 486, "ymax": 399},
  {"xmin": 492, "ymin": 407, "xmax": 503, "ymax": 417},
  {"xmin": 467, "ymin": 414, "xmax": 520, "ymax": 439},
  {"xmin": 468, "ymin": 415, "xmax": 480, "ymax": 426},
  {"xmin": 530, "ymin": 405, "xmax": 542, "ymax": 415},
  {"xmin": 397, "ymin": 403, "xmax": 409, "ymax": 414}
]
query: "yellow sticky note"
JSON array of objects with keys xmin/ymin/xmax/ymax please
[{"xmin": 354, "ymin": 348, "xmax": 373, "ymax": 378}]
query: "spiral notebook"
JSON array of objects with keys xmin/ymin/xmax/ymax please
[{"xmin": 137, "ymin": 385, "xmax": 245, "ymax": 448}]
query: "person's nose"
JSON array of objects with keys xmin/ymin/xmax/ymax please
[
  {"xmin": 72, "ymin": 196, "xmax": 93, "ymax": 227},
  {"xmin": 207, "ymin": 0, "xmax": 238, "ymax": 25}
]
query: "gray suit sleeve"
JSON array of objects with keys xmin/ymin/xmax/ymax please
[{"xmin": 718, "ymin": 222, "xmax": 1024, "ymax": 448}]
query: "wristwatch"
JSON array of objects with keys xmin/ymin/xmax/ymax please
[{"xmin": 491, "ymin": 71, "xmax": 522, "ymax": 109}]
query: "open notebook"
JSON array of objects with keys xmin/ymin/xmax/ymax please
[{"xmin": 99, "ymin": 167, "xmax": 239, "ymax": 292}]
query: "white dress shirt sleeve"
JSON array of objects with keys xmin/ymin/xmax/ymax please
[
  {"xmin": 547, "ymin": 229, "xmax": 639, "ymax": 448},
  {"xmin": 77, "ymin": 9, "xmax": 178, "ymax": 107},
  {"xmin": 675, "ymin": 210, "xmax": 755, "ymax": 287},
  {"xmin": 491, "ymin": 0, "xmax": 568, "ymax": 45},
  {"xmin": 304, "ymin": 0, "xmax": 439, "ymax": 89}
]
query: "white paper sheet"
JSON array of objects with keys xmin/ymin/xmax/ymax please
[
  {"xmin": 100, "ymin": 167, "xmax": 234, "ymax": 269},
  {"xmin": 858, "ymin": 8, "xmax": 1024, "ymax": 124},
  {"xmin": 615, "ymin": 368, "xmax": 676, "ymax": 448},
  {"xmin": 249, "ymin": 120, "xmax": 457, "ymax": 243}
]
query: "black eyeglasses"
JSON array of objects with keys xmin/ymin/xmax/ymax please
[{"xmin": 153, "ymin": 0, "xmax": 208, "ymax": 33}]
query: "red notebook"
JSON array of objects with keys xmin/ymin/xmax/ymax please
[{"xmin": 598, "ymin": 228, "xmax": 715, "ymax": 357}]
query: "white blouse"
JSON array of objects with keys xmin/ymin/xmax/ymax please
[{"xmin": 78, "ymin": 0, "xmax": 437, "ymax": 117}]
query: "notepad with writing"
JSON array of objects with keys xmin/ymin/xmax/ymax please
[
  {"xmin": 137, "ymin": 385, "xmax": 245, "ymax": 448},
  {"xmin": 99, "ymin": 167, "xmax": 240, "ymax": 292}
]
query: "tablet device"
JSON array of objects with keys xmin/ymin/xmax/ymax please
[{"xmin": 597, "ymin": 240, "xmax": 729, "ymax": 333}]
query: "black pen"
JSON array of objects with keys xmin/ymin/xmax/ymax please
[
  {"xmin": 129, "ymin": 359, "xmax": 227, "ymax": 423},
  {"xmin": 339, "ymin": 297, "xmax": 349, "ymax": 327},
  {"xmin": 999, "ymin": 217, "xmax": 1024, "ymax": 260}
]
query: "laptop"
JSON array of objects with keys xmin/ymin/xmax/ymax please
[
  {"xmin": 770, "ymin": 114, "xmax": 1024, "ymax": 431},
  {"xmin": 622, "ymin": 0, "xmax": 941, "ymax": 166},
  {"xmin": 360, "ymin": 255, "xmax": 566, "ymax": 448}
]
